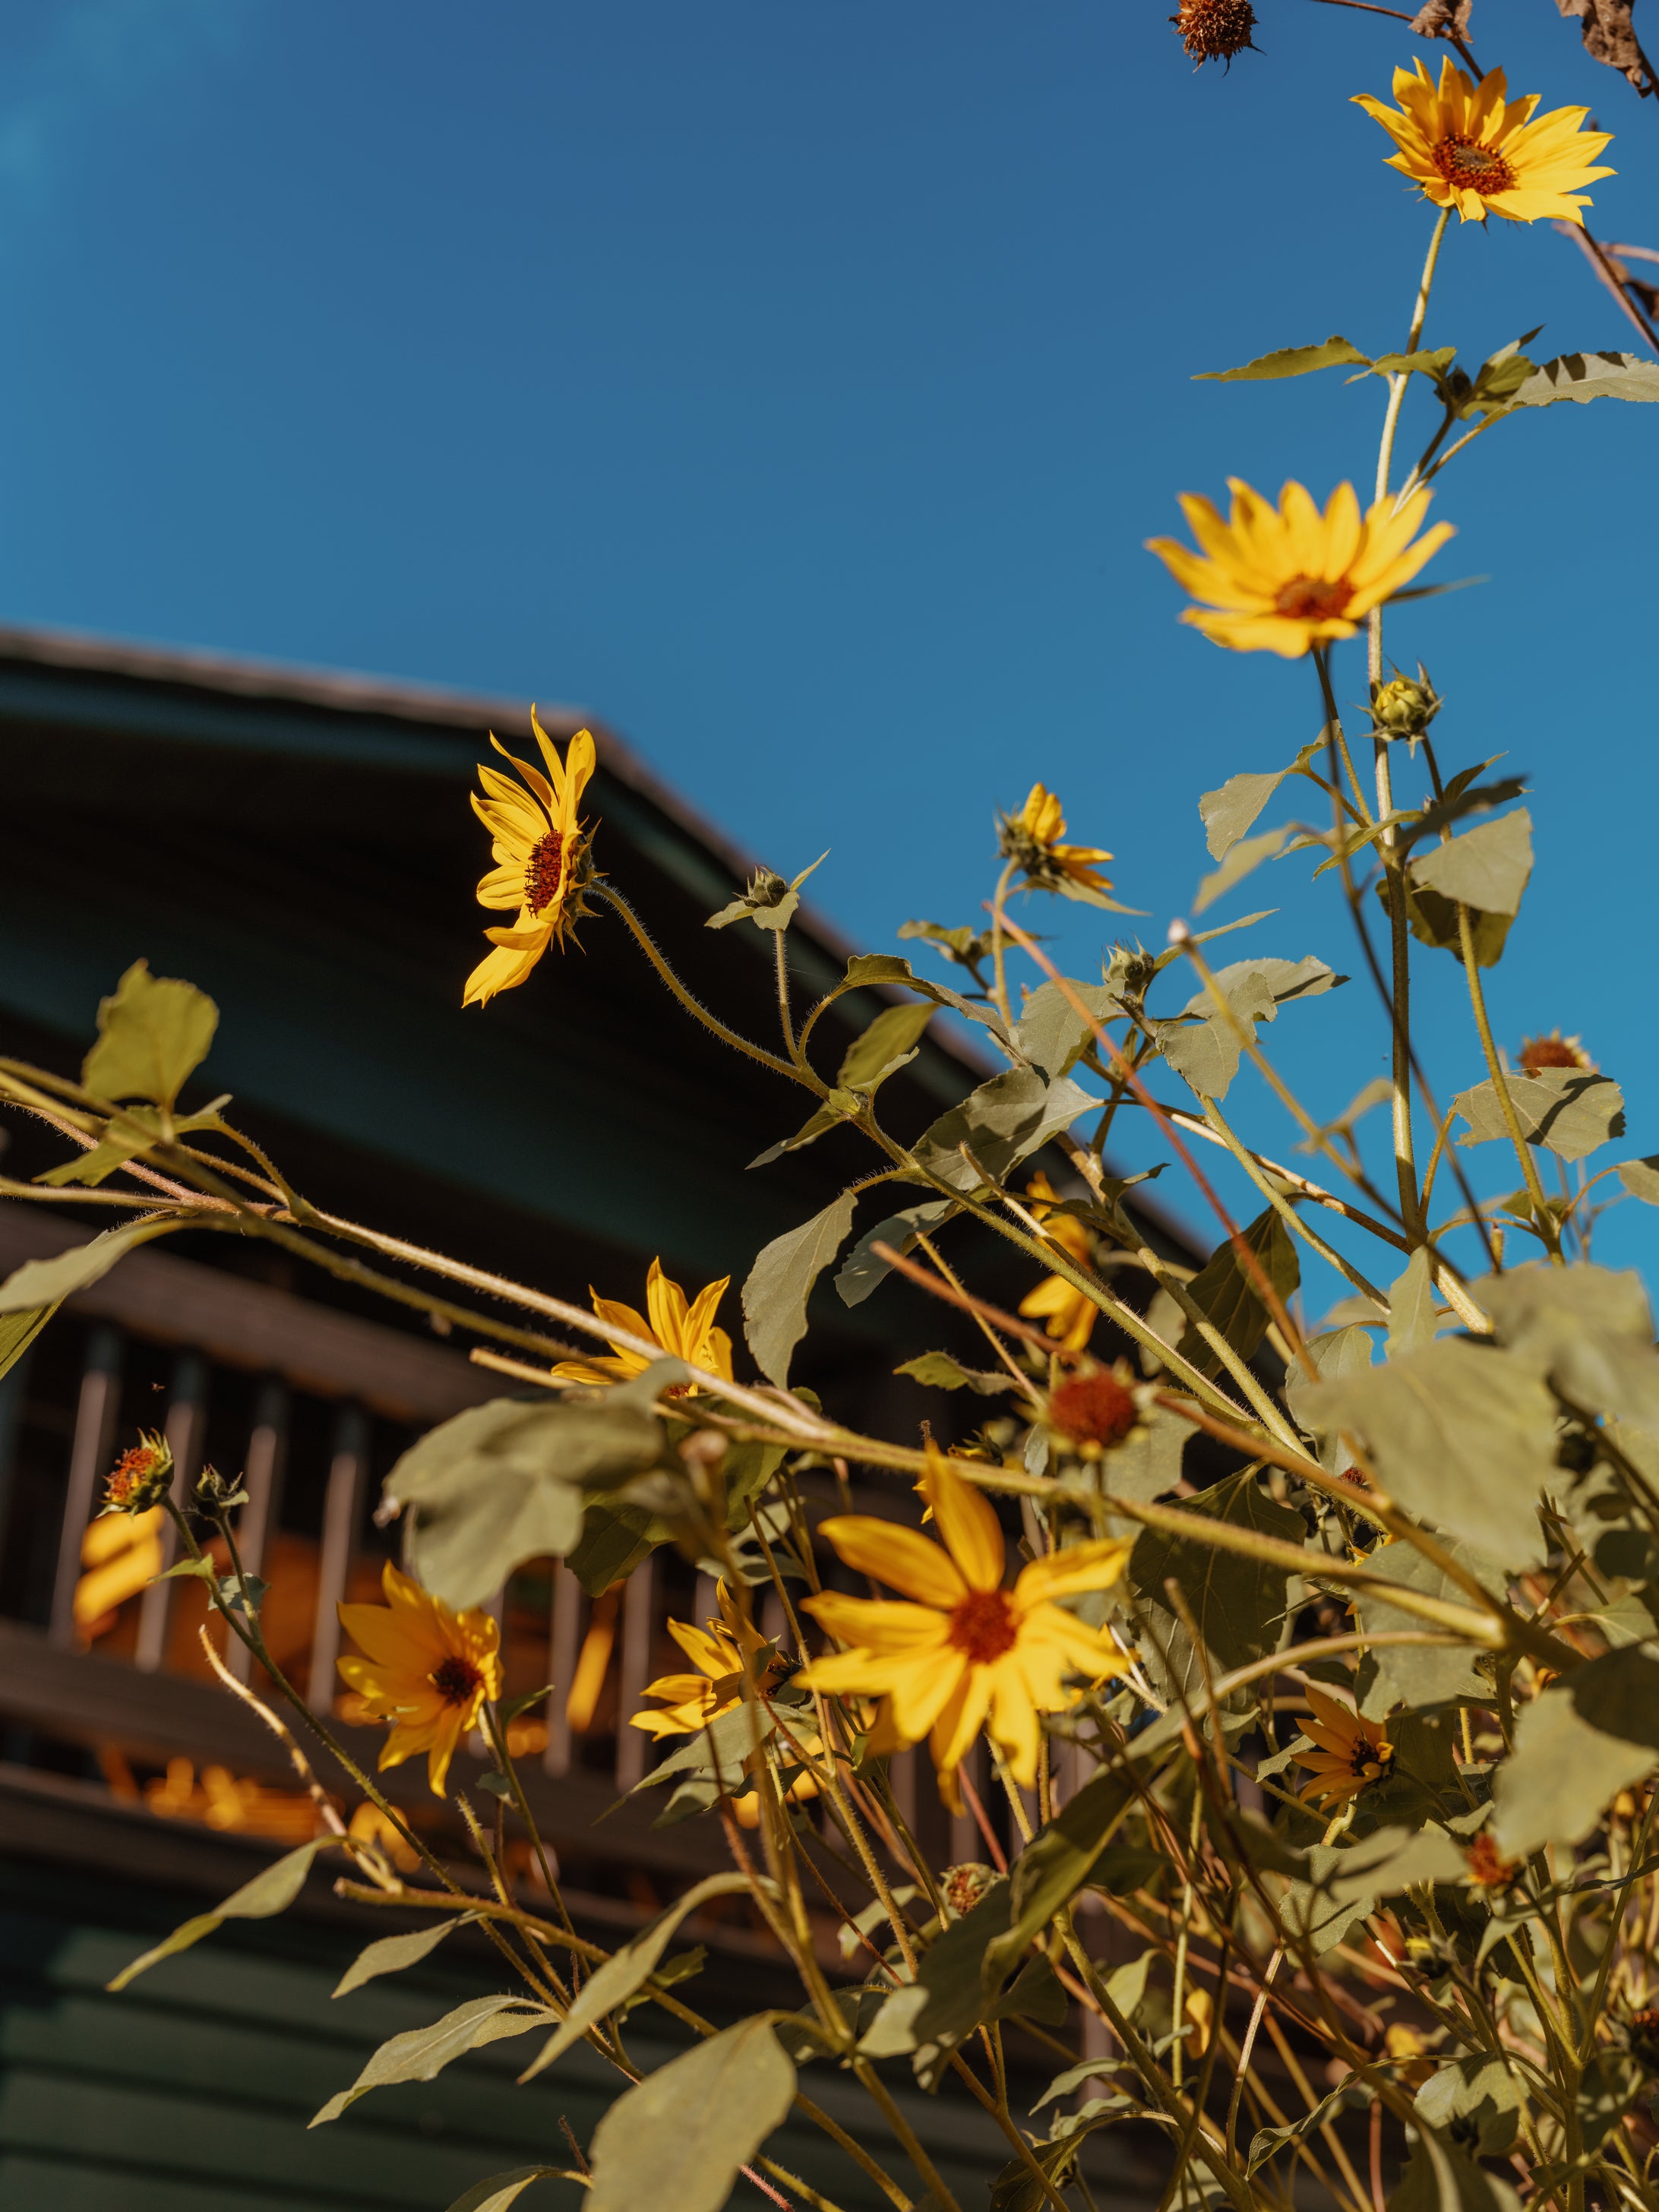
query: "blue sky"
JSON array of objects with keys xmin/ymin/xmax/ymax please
[{"xmin": 0, "ymin": 0, "xmax": 1653, "ymax": 1303}]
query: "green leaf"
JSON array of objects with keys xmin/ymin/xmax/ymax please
[
  {"xmin": 1193, "ymin": 825, "xmax": 1293, "ymax": 915},
  {"xmin": 1158, "ymin": 956, "xmax": 1343, "ymax": 1101},
  {"xmin": 1575, "ymin": 2050, "xmax": 1645, "ymax": 2154},
  {"xmin": 1479, "ymin": 1261, "xmax": 1659, "ymax": 1429},
  {"xmin": 894, "ymin": 1351, "xmax": 1016, "ymax": 1395},
  {"xmin": 1509, "ymin": 350, "xmax": 1659, "ymax": 407},
  {"xmin": 1389, "ymin": 2138, "xmax": 1522, "ymax": 2212},
  {"xmin": 1300, "ymin": 1340, "xmax": 1556, "ymax": 1569},
  {"xmin": 1386, "ymin": 1247, "xmax": 1441, "ymax": 1358},
  {"xmin": 1353, "ymin": 1542, "xmax": 1492, "ymax": 1718},
  {"xmin": 81, "ymin": 960, "xmax": 219, "ymax": 1109},
  {"xmin": 520, "ymin": 1872, "xmax": 754, "ymax": 2081},
  {"xmin": 441, "ymin": 2172, "xmax": 567, "ymax": 2212},
  {"xmin": 566, "ymin": 1496, "xmax": 656, "ymax": 1596},
  {"xmin": 898, "ymin": 918, "xmax": 994, "ymax": 972},
  {"xmin": 1453, "ymin": 1068, "xmax": 1625, "ymax": 1163},
  {"xmin": 1250, "ymin": 2075, "xmax": 1371, "ymax": 2172},
  {"xmin": 981, "ymin": 1771, "xmax": 1140, "ymax": 1991},
  {"xmin": 1013, "ymin": 978, "xmax": 1123, "ymax": 1079},
  {"xmin": 837, "ymin": 998, "xmax": 935, "ymax": 1089},
  {"xmin": 583, "ymin": 2014, "xmax": 796, "ymax": 2212},
  {"xmin": 838, "ymin": 952, "xmax": 1014, "ymax": 1045},
  {"xmin": 1199, "ymin": 769, "xmax": 1291, "ymax": 861},
  {"xmin": 835, "ymin": 1198, "xmax": 956, "ymax": 1308},
  {"xmin": 1617, "ymin": 1155, "xmax": 1659, "ymax": 1205},
  {"xmin": 741, "ymin": 1190, "xmax": 858, "ymax": 1386},
  {"xmin": 333, "ymin": 1913, "xmax": 480, "ymax": 1997},
  {"xmin": 0, "ymin": 1301, "xmax": 57, "ymax": 1382},
  {"xmin": 1195, "ymin": 334, "xmax": 1372, "ymax": 381},
  {"xmin": 633, "ymin": 1696, "xmax": 781, "ymax": 1824},
  {"xmin": 1402, "ymin": 779, "xmax": 1528, "ymax": 852},
  {"xmin": 310, "ymin": 1994, "xmax": 555, "ymax": 2126},
  {"xmin": 1281, "ymin": 1825, "xmax": 1465, "ymax": 1956},
  {"xmin": 1415, "ymin": 2056, "xmax": 1519, "ymax": 2157},
  {"xmin": 0, "ymin": 1215, "xmax": 188, "ymax": 1316},
  {"xmin": 1370, "ymin": 343, "xmax": 1458, "ymax": 381},
  {"xmin": 1391, "ymin": 874, "xmax": 1515, "ymax": 967},
  {"xmin": 907, "ymin": 1067, "xmax": 1098, "ymax": 1194},
  {"xmin": 1174, "ymin": 1207, "xmax": 1300, "ymax": 1378},
  {"xmin": 385, "ymin": 1392, "xmax": 666, "ymax": 1609},
  {"xmin": 109, "ymin": 1838, "xmax": 337, "ymax": 1991},
  {"xmin": 1129, "ymin": 1470, "xmax": 1307, "ymax": 1708},
  {"xmin": 1409, "ymin": 810, "xmax": 1532, "ymax": 917},
  {"xmin": 1098, "ymin": 1398, "xmax": 1193, "ymax": 1503},
  {"xmin": 1493, "ymin": 1647, "xmax": 1659, "ymax": 1856},
  {"xmin": 706, "ymin": 852, "xmax": 827, "ymax": 932},
  {"xmin": 862, "ymin": 1875, "xmax": 1032, "ymax": 2079},
  {"xmin": 1285, "ymin": 1323, "xmax": 1378, "ymax": 1472}
]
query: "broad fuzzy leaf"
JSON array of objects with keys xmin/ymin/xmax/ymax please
[
  {"xmin": 982, "ymin": 1770, "xmax": 1141, "ymax": 1989},
  {"xmin": 1129, "ymin": 1470, "xmax": 1307, "ymax": 1708},
  {"xmin": 82, "ymin": 959, "xmax": 219, "ymax": 1109},
  {"xmin": 386, "ymin": 1392, "xmax": 665, "ymax": 1608},
  {"xmin": 1386, "ymin": 1247, "xmax": 1441, "ymax": 1358},
  {"xmin": 1352, "ymin": 1542, "xmax": 1493, "ymax": 1718},
  {"xmin": 583, "ymin": 2015, "xmax": 796, "ymax": 2212},
  {"xmin": 1409, "ymin": 810, "xmax": 1532, "ymax": 917},
  {"xmin": 1174, "ymin": 1207, "xmax": 1300, "ymax": 1377},
  {"xmin": 1453, "ymin": 1068, "xmax": 1625, "ymax": 1163},
  {"xmin": 1198, "ymin": 769, "xmax": 1290, "ymax": 861},
  {"xmin": 907, "ymin": 1067, "xmax": 1097, "ymax": 1194},
  {"xmin": 1493, "ymin": 1647, "xmax": 1659, "ymax": 1855},
  {"xmin": 1013, "ymin": 978, "xmax": 1123, "ymax": 1079},
  {"xmin": 1301, "ymin": 1339, "xmax": 1556, "ymax": 1568},
  {"xmin": 742, "ymin": 1190, "xmax": 858, "ymax": 1386},
  {"xmin": 835, "ymin": 1198, "xmax": 956, "ymax": 1308},
  {"xmin": 0, "ymin": 1215, "xmax": 188, "ymax": 1316},
  {"xmin": 1509, "ymin": 350, "xmax": 1659, "ymax": 406}
]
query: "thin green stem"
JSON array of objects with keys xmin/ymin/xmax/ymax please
[
  {"xmin": 593, "ymin": 881, "xmax": 802, "ymax": 1082},
  {"xmin": 1455, "ymin": 901, "xmax": 1559, "ymax": 1259}
]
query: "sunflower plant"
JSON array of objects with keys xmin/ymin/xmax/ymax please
[{"xmin": 6, "ymin": 19, "xmax": 1659, "ymax": 2212}]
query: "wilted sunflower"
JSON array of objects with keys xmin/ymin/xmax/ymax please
[
  {"xmin": 337, "ymin": 1561, "xmax": 502, "ymax": 1797},
  {"xmin": 1296, "ymin": 1685, "xmax": 1395, "ymax": 1811},
  {"xmin": 463, "ymin": 713, "xmax": 597, "ymax": 1008},
  {"xmin": 1518, "ymin": 1029, "xmax": 1594, "ymax": 1076},
  {"xmin": 1017, "ymin": 1172, "xmax": 1100, "ymax": 1355},
  {"xmin": 1147, "ymin": 479, "xmax": 1453, "ymax": 659},
  {"xmin": 801, "ymin": 1448, "xmax": 1133, "ymax": 1806},
  {"xmin": 1354, "ymin": 60, "xmax": 1613, "ymax": 228},
  {"xmin": 551, "ymin": 1257, "xmax": 735, "ymax": 1392},
  {"xmin": 998, "ymin": 784, "xmax": 1114, "ymax": 897}
]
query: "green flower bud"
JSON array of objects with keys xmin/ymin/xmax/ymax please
[{"xmin": 1372, "ymin": 672, "xmax": 1439, "ymax": 739}]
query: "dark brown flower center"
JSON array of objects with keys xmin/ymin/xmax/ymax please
[
  {"xmin": 1519, "ymin": 1036, "xmax": 1582, "ymax": 1073},
  {"xmin": 1169, "ymin": 0, "xmax": 1258, "ymax": 65},
  {"xmin": 1432, "ymin": 135, "xmax": 1517, "ymax": 195},
  {"xmin": 1049, "ymin": 1370, "xmax": 1138, "ymax": 1452},
  {"xmin": 431, "ymin": 1654, "xmax": 484, "ymax": 1706},
  {"xmin": 1274, "ymin": 575, "xmax": 1354, "ymax": 622},
  {"xmin": 524, "ymin": 830, "xmax": 565, "ymax": 915},
  {"xmin": 1351, "ymin": 1736, "xmax": 1393, "ymax": 1784},
  {"xmin": 947, "ymin": 1588, "xmax": 1018, "ymax": 1665}
]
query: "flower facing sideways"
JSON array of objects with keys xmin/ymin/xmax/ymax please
[
  {"xmin": 998, "ymin": 784, "xmax": 1114, "ymax": 898},
  {"xmin": 1518, "ymin": 1029, "xmax": 1594, "ymax": 1076},
  {"xmin": 633, "ymin": 1583, "xmax": 818, "ymax": 1822},
  {"xmin": 1296, "ymin": 1685, "xmax": 1395, "ymax": 1811},
  {"xmin": 550, "ymin": 1257, "xmax": 735, "ymax": 1392},
  {"xmin": 463, "ymin": 713, "xmax": 597, "ymax": 1008},
  {"xmin": 1148, "ymin": 479, "xmax": 1453, "ymax": 659},
  {"xmin": 1354, "ymin": 59, "xmax": 1613, "ymax": 228},
  {"xmin": 801, "ymin": 1449, "xmax": 1134, "ymax": 1807},
  {"xmin": 1017, "ymin": 1173, "xmax": 1101, "ymax": 1356},
  {"xmin": 337, "ymin": 1561, "xmax": 502, "ymax": 1797}
]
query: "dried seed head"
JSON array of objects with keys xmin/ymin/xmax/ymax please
[
  {"xmin": 1170, "ymin": 0, "xmax": 1259, "ymax": 67},
  {"xmin": 1518, "ymin": 1030, "xmax": 1594, "ymax": 1076},
  {"xmin": 942, "ymin": 1862, "xmax": 997, "ymax": 1918},
  {"xmin": 1048, "ymin": 1365, "xmax": 1139, "ymax": 1455},
  {"xmin": 103, "ymin": 1432, "xmax": 173, "ymax": 1515}
]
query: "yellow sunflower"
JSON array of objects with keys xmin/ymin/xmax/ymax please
[
  {"xmin": 337, "ymin": 1561, "xmax": 503, "ymax": 1797},
  {"xmin": 463, "ymin": 711, "xmax": 597, "ymax": 1008},
  {"xmin": 1017, "ymin": 1173, "xmax": 1099, "ymax": 1356},
  {"xmin": 800, "ymin": 1449, "xmax": 1133, "ymax": 1807},
  {"xmin": 1354, "ymin": 59, "xmax": 1613, "ymax": 228},
  {"xmin": 1295, "ymin": 1684, "xmax": 1395, "ymax": 1811},
  {"xmin": 1000, "ymin": 783, "xmax": 1114, "ymax": 896},
  {"xmin": 1147, "ymin": 479, "xmax": 1454, "ymax": 659},
  {"xmin": 550, "ymin": 1257, "xmax": 735, "ymax": 1392},
  {"xmin": 632, "ymin": 1584, "xmax": 820, "ymax": 1824}
]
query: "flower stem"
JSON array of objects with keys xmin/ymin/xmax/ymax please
[
  {"xmin": 1455, "ymin": 902, "xmax": 1561, "ymax": 1262},
  {"xmin": 593, "ymin": 882, "xmax": 803, "ymax": 1082}
]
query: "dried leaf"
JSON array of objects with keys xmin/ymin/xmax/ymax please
[
  {"xmin": 1411, "ymin": 0, "xmax": 1473, "ymax": 34},
  {"xmin": 1556, "ymin": 0, "xmax": 1655, "ymax": 93}
]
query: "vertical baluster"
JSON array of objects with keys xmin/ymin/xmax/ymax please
[
  {"xmin": 0, "ymin": 1341, "xmax": 35, "ymax": 1575},
  {"xmin": 306, "ymin": 1404, "xmax": 368, "ymax": 1709},
  {"xmin": 692, "ymin": 1571, "xmax": 719, "ymax": 1635},
  {"xmin": 889, "ymin": 1746, "xmax": 918, "ymax": 1836},
  {"xmin": 760, "ymin": 1587, "xmax": 788, "ymax": 1648},
  {"xmin": 135, "ymin": 1352, "xmax": 210, "ymax": 1673},
  {"xmin": 49, "ymin": 1326, "xmax": 123, "ymax": 1648},
  {"xmin": 614, "ymin": 1553, "xmax": 656, "ymax": 1791},
  {"xmin": 228, "ymin": 1379, "xmax": 287, "ymax": 1683},
  {"xmin": 949, "ymin": 1740, "xmax": 988, "ymax": 1866},
  {"xmin": 545, "ymin": 1562, "xmax": 582, "ymax": 1779}
]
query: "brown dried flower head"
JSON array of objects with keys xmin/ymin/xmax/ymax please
[
  {"xmin": 1465, "ymin": 1832, "xmax": 1518, "ymax": 1888},
  {"xmin": 943, "ymin": 1862, "xmax": 998, "ymax": 1918},
  {"xmin": 1048, "ymin": 1362, "xmax": 1140, "ymax": 1456},
  {"xmin": 103, "ymin": 1431, "xmax": 174, "ymax": 1515},
  {"xmin": 1171, "ymin": 0, "xmax": 1259, "ymax": 68},
  {"xmin": 1518, "ymin": 1030, "xmax": 1594, "ymax": 1076}
]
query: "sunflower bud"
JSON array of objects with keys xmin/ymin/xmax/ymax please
[
  {"xmin": 1371, "ymin": 671, "xmax": 1439, "ymax": 739},
  {"xmin": 1169, "ymin": 0, "xmax": 1259, "ymax": 67},
  {"xmin": 103, "ymin": 1432, "xmax": 174, "ymax": 1515},
  {"xmin": 942, "ymin": 1862, "xmax": 997, "ymax": 1918}
]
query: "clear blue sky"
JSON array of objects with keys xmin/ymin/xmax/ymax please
[{"xmin": 0, "ymin": 0, "xmax": 1653, "ymax": 1301}]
